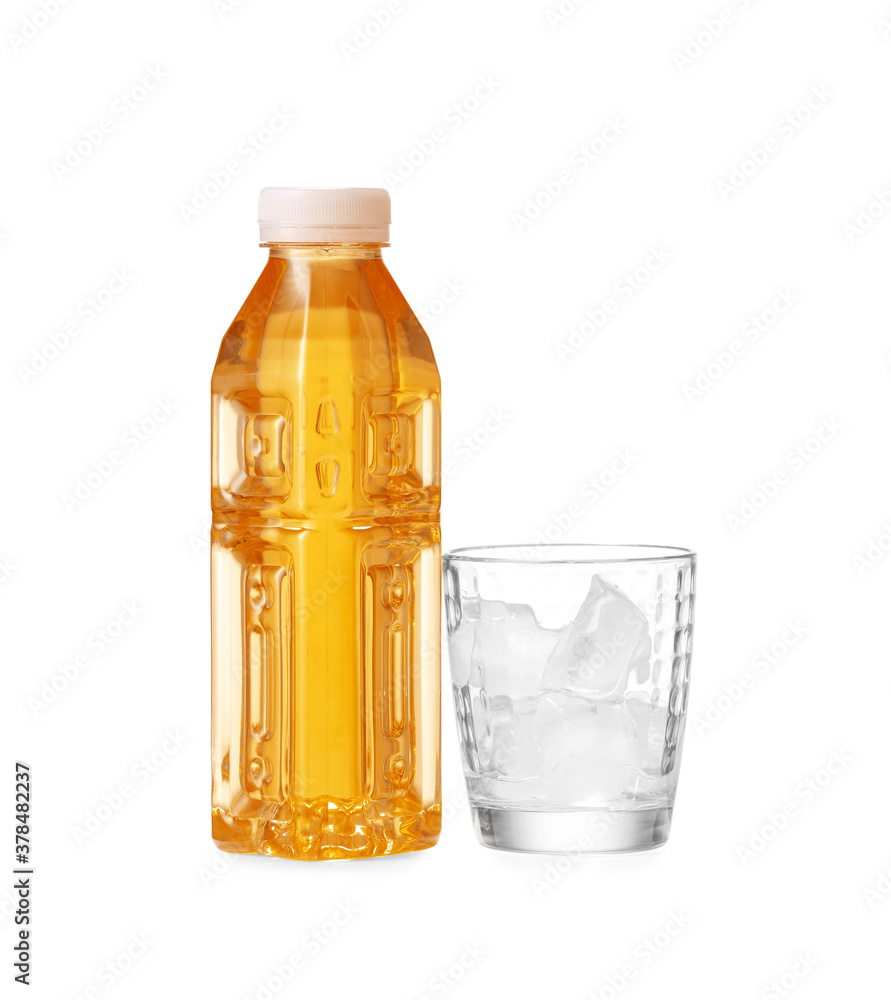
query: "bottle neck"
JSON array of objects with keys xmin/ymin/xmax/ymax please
[{"xmin": 263, "ymin": 243, "xmax": 384, "ymax": 261}]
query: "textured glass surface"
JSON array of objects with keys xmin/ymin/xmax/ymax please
[{"xmin": 444, "ymin": 546, "xmax": 695, "ymax": 853}]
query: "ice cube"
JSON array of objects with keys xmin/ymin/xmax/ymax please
[
  {"xmin": 479, "ymin": 599, "xmax": 541, "ymax": 630},
  {"xmin": 472, "ymin": 601, "xmax": 560, "ymax": 699},
  {"xmin": 536, "ymin": 691, "xmax": 637, "ymax": 768},
  {"xmin": 471, "ymin": 694, "xmax": 543, "ymax": 780},
  {"xmin": 629, "ymin": 631, "xmax": 652, "ymax": 685},
  {"xmin": 471, "ymin": 690, "xmax": 491, "ymax": 750},
  {"xmin": 473, "ymin": 691, "xmax": 508, "ymax": 774},
  {"xmin": 490, "ymin": 695, "xmax": 542, "ymax": 779},
  {"xmin": 447, "ymin": 622, "xmax": 475, "ymax": 687},
  {"xmin": 542, "ymin": 575, "xmax": 651, "ymax": 699},
  {"xmin": 626, "ymin": 696, "xmax": 669, "ymax": 777},
  {"xmin": 545, "ymin": 757, "xmax": 636, "ymax": 804},
  {"xmin": 535, "ymin": 692, "xmax": 638, "ymax": 803}
]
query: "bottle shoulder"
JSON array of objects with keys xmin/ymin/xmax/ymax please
[{"xmin": 213, "ymin": 256, "xmax": 438, "ymax": 387}]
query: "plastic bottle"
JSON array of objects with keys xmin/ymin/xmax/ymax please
[{"xmin": 211, "ymin": 188, "xmax": 441, "ymax": 859}]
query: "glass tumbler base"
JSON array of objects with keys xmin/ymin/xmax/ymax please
[{"xmin": 471, "ymin": 805, "xmax": 672, "ymax": 855}]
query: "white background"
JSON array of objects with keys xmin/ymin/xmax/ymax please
[{"xmin": 3, "ymin": 0, "xmax": 890, "ymax": 997}]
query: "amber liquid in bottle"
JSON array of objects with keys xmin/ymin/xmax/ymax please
[{"xmin": 211, "ymin": 244, "xmax": 441, "ymax": 859}]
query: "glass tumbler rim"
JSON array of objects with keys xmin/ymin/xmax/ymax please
[{"xmin": 443, "ymin": 543, "xmax": 695, "ymax": 566}]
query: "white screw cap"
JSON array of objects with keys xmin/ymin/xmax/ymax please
[{"xmin": 258, "ymin": 187, "xmax": 391, "ymax": 244}]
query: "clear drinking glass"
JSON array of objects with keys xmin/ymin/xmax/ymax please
[{"xmin": 443, "ymin": 544, "xmax": 695, "ymax": 854}]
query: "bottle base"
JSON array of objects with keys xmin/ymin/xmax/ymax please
[
  {"xmin": 212, "ymin": 797, "xmax": 441, "ymax": 861},
  {"xmin": 471, "ymin": 804, "xmax": 672, "ymax": 855}
]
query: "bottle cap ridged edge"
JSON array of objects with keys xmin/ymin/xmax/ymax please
[{"xmin": 258, "ymin": 187, "xmax": 390, "ymax": 243}]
